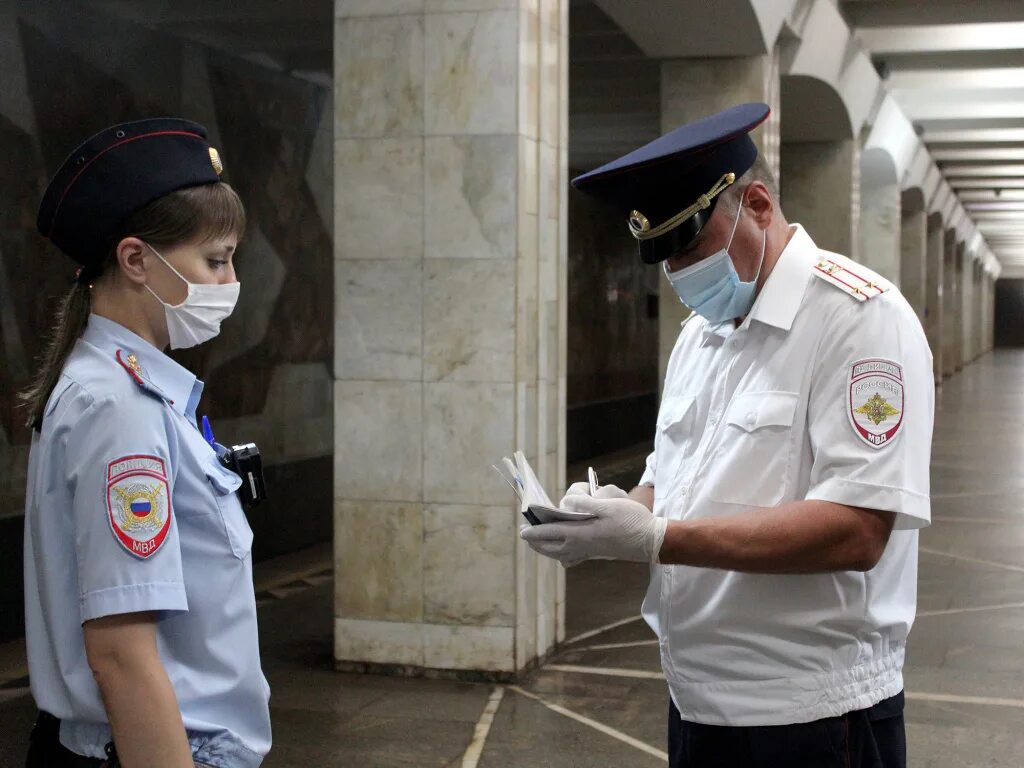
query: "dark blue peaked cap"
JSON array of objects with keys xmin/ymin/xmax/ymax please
[
  {"xmin": 37, "ymin": 117, "xmax": 224, "ymax": 269},
  {"xmin": 572, "ymin": 103, "xmax": 770, "ymax": 264}
]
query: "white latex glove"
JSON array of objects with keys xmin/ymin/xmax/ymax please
[
  {"xmin": 559, "ymin": 482, "xmax": 629, "ymax": 505},
  {"xmin": 520, "ymin": 485, "xmax": 667, "ymax": 567}
]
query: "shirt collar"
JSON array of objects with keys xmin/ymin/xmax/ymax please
[
  {"xmin": 81, "ymin": 314, "xmax": 204, "ymax": 420},
  {"xmin": 745, "ymin": 224, "xmax": 819, "ymax": 333},
  {"xmin": 700, "ymin": 318, "xmax": 735, "ymax": 347}
]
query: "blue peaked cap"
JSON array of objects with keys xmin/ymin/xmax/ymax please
[{"xmin": 572, "ymin": 103, "xmax": 770, "ymax": 264}]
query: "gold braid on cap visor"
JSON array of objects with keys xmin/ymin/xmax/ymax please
[{"xmin": 628, "ymin": 171, "xmax": 737, "ymax": 241}]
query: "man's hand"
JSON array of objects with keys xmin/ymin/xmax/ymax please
[
  {"xmin": 520, "ymin": 485, "xmax": 667, "ymax": 567},
  {"xmin": 561, "ymin": 481, "xmax": 629, "ymax": 501}
]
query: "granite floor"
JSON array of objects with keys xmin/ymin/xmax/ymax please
[{"xmin": 2, "ymin": 350, "xmax": 1023, "ymax": 766}]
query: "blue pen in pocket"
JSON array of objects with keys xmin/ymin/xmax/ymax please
[{"xmin": 201, "ymin": 415, "xmax": 216, "ymax": 447}]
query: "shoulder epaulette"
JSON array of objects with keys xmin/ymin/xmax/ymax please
[{"xmin": 812, "ymin": 258, "xmax": 890, "ymax": 302}]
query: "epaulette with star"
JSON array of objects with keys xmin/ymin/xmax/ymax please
[
  {"xmin": 812, "ymin": 258, "xmax": 890, "ymax": 302},
  {"xmin": 115, "ymin": 349, "xmax": 174, "ymax": 406}
]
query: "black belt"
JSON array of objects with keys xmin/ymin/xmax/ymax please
[{"xmin": 27, "ymin": 712, "xmax": 118, "ymax": 768}]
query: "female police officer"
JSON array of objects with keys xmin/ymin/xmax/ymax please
[{"xmin": 20, "ymin": 119, "xmax": 271, "ymax": 767}]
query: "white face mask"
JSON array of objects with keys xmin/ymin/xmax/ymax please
[{"xmin": 144, "ymin": 243, "xmax": 240, "ymax": 349}]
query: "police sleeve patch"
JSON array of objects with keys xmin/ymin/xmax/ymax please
[
  {"xmin": 106, "ymin": 455, "xmax": 172, "ymax": 559},
  {"xmin": 848, "ymin": 359, "xmax": 905, "ymax": 449}
]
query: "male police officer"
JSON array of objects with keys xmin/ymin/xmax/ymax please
[{"xmin": 522, "ymin": 104, "xmax": 932, "ymax": 768}]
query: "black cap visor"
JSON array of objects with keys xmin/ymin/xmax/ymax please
[{"xmin": 637, "ymin": 199, "xmax": 717, "ymax": 265}]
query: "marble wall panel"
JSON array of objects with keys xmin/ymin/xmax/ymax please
[
  {"xmin": 427, "ymin": 0, "xmax": 519, "ymax": 11},
  {"xmin": 515, "ymin": 533, "xmax": 538, "ymax": 669},
  {"xmin": 424, "ymin": 135, "xmax": 517, "ymax": 261},
  {"xmin": 335, "ymin": 260, "xmax": 423, "ymax": 381},
  {"xmin": 335, "ymin": 138, "xmax": 424, "ymax": 260},
  {"xmin": 334, "ymin": 617, "xmax": 424, "ymax": 666},
  {"xmin": 335, "ymin": 14, "xmax": 424, "ymax": 138},
  {"xmin": 423, "ymin": 382, "xmax": 514, "ymax": 504},
  {"xmin": 422, "ymin": 504, "xmax": 516, "ymax": 626},
  {"xmin": 539, "ymin": 17, "xmax": 560, "ymax": 148},
  {"xmin": 336, "ymin": 0, "xmax": 427, "ymax": 18},
  {"xmin": 520, "ymin": 136, "xmax": 539, "ymax": 216},
  {"xmin": 334, "ymin": 380, "xmax": 423, "ymax": 501},
  {"xmin": 423, "ymin": 258, "xmax": 515, "ymax": 382},
  {"xmin": 518, "ymin": 6, "xmax": 540, "ymax": 141},
  {"xmin": 424, "ymin": 11, "xmax": 518, "ymax": 135},
  {"xmin": 420, "ymin": 624, "xmax": 515, "ymax": 671},
  {"xmin": 335, "ymin": 500, "xmax": 423, "ymax": 621}
]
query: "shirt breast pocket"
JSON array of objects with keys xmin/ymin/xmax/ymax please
[
  {"xmin": 204, "ymin": 456, "xmax": 254, "ymax": 560},
  {"xmin": 655, "ymin": 395, "xmax": 697, "ymax": 496},
  {"xmin": 709, "ymin": 391, "xmax": 799, "ymax": 508}
]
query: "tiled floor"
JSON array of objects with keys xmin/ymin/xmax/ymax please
[{"xmin": 2, "ymin": 350, "xmax": 1023, "ymax": 766}]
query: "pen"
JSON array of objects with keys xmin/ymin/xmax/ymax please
[
  {"xmin": 201, "ymin": 415, "xmax": 216, "ymax": 447},
  {"xmin": 587, "ymin": 466, "xmax": 599, "ymax": 495}
]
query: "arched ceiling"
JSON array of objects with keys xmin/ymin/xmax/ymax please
[{"xmin": 844, "ymin": 0, "xmax": 1024, "ymax": 277}]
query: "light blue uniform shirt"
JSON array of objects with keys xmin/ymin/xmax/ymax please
[{"xmin": 23, "ymin": 314, "xmax": 271, "ymax": 766}]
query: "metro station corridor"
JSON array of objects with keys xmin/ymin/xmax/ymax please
[{"xmin": 5, "ymin": 352, "xmax": 1021, "ymax": 766}]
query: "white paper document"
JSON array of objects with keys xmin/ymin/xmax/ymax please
[{"xmin": 493, "ymin": 451, "xmax": 596, "ymax": 525}]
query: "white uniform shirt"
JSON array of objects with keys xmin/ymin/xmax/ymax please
[
  {"xmin": 23, "ymin": 315, "xmax": 271, "ymax": 766},
  {"xmin": 640, "ymin": 225, "xmax": 933, "ymax": 726}
]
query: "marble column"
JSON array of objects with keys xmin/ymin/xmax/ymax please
[
  {"xmin": 959, "ymin": 253, "xmax": 973, "ymax": 365},
  {"xmin": 978, "ymin": 262, "xmax": 987, "ymax": 360},
  {"xmin": 859, "ymin": 171, "xmax": 901, "ymax": 284},
  {"xmin": 898, "ymin": 195, "xmax": 926, "ymax": 322},
  {"xmin": 657, "ymin": 52, "xmax": 781, "ymax": 385},
  {"xmin": 941, "ymin": 230, "xmax": 958, "ymax": 379},
  {"xmin": 781, "ymin": 141, "xmax": 859, "ymax": 263},
  {"xmin": 953, "ymin": 241, "xmax": 966, "ymax": 371},
  {"xmin": 332, "ymin": 0, "xmax": 568, "ymax": 676},
  {"xmin": 924, "ymin": 215, "xmax": 943, "ymax": 384}
]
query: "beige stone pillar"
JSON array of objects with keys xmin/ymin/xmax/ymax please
[
  {"xmin": 960, "ymin": 252, "xmax": 976, "ymax": 365},
  {"xmin": 978, "ymin": 264, "xmax": 987, "ymax": 360},
  {"xmin": 332, "ymin": 0, "xmax": 568, "ymax": 676},
  {"xmin": 859, "ymin": 160, "xmax": 901, "ymax": 284},
  {"xmin": 898, "ymin": 193, "xmax": 926, "ymax": 323},
  {"xmin": 953, "ymin": 241, "xmax": 966, "ymax": 371},
  {"xmin": 657, "ymin": 52, "xmax": 781, "ymax": 385},
  {"xmin": 924, "ymin": 215, "xmax": 943, "ymax": 384},
  {"xmin": 780, "ymin": 140, "xmax": 859, "ymax": 259},
  {"xmin": 941, "ymin": 230, "xmax": 958, "ymax": 378}
]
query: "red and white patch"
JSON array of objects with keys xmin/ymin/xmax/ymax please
[
  {"xmin": 848, "ymin": 359, "xmax": 905, "ymax": 449},
  {"xmin": 106, "ymin": 455, "xmax": 172, "ymax": 559}
]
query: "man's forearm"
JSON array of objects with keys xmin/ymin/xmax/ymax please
[{"xmin": 658, "ymin": 499, "xmax": 895, "ymax": 574}]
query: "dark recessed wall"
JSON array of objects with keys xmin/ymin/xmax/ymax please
[
  {"xmin": 567, "ymin": 182, "xmax": 659, "ymax": 463},
  {"xmin": 995, "ymin": 279, "xmax": 1024, "ymax": 348},
  {"xmin": 0, "ymin": 3, "xmax": 333, "ymax": 642}
]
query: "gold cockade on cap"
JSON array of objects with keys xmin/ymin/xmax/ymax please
[{"xmin": 209, "ymin": 147, "xmax": 224, "ymax": 176}]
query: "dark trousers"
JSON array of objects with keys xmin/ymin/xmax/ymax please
[
  {"xmin": 668, "ymin": 691, "xmax": 906, "ymax": 768},
  {"xmin": 25, "ymin": 712, "xmax": 115, "ymax": 768}
]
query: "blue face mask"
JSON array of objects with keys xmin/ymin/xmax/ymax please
[{"xmin": 662, "ymin": 203, "xmax": 767, "ymax": 324}]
